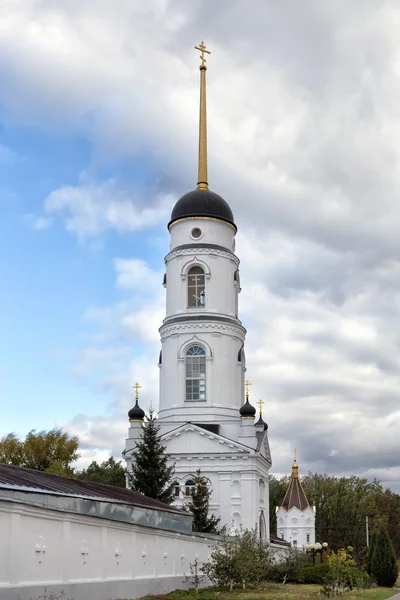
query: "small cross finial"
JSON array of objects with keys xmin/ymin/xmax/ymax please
[
  {"xmin": 244, "ymin": 379, "xmax": 252, "ymax": 399},
  {"xmin": 257, "ymin": 399, "xmax": 264, "ymax": 415},
  {"xmin": 294, "ymin": 448, "xmax": 297, "ymax": 462},
  {"xmin": 194, "ymin": 41, "xmax": 211, "ymax": 66},
  {"xmin": 132, "ymin": 382, "xmax": 141, "ymax": 402}
]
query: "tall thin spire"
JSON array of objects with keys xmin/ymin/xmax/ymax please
[{"xmin": 194, "ymin": 41, "xmax": 211, "ymax": 190}]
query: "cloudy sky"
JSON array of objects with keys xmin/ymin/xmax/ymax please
[{"xmin": 1, "ymin": 0, "xmax": 400, "ymax": 490}]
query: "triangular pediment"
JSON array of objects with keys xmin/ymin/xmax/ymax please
[
  {"xmin": 262, "ymin": 435, "xmax": 272, "ymax": 464},
  {"xmin": 255, "ymin": 430, "xmax": 272, "ymax": 465},
  {"xmin": 161, "ymin": 423, "xmax": 251, "ymax": 456}
]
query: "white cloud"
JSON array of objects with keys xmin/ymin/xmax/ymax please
[
  {"xmin": 44, "ymin": 180, "xmax": 171, "ymax": 238},
  {"xmin": 24, "ymin": 214, "xmax": 54, "ymax": 230},
  {"xmin": 71, "ymin": 447, "xmax": 113, "ymax": 471},
  {"xmin": 115, "ymin": 258, "xmax": 162, "ymax": 292}
]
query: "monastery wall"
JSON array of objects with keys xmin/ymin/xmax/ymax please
[{"xmin": 0, "ymin": 497, "xmax": 216, "ymax": 600}]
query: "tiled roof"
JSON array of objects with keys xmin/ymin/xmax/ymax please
[
  {"xmin": 281, "ymin": 460, "xmax": 310, "ymax": 512},
  {"xmin": 0, "ymin": 463, "xmax": 182, "ymax": 514}
]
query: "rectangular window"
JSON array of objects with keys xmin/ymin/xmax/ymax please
[{"xmin": 293, "ymin": 540, "xmax": 297, "ymax": 547}]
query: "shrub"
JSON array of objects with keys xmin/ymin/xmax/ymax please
[
  {"xmin": 349, "ymin": 568, "xmax": 373, "ymax": 590},
  {"xmin": 202, "ymin": 528, "xmax": 273, "ymax": 590},
  {"xmin": 272, "ymin": 548, "xmax": 310, "ymax": 583},
  {"xmin": 321, "ymin": 547, "xmax": 372, "ymax": 598},
  {"xmin": 301, "ymin": 563, "xmax": 332, "ymax": 584}
]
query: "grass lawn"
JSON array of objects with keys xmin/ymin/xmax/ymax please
[{"xmin": 145, "ymin": 584, "xmax": 399, "ymax": 600}]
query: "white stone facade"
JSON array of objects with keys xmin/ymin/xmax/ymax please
[
  {"xmin": 0, "ymin": 496, "xmax": 215, "ymax": 600},
  {"xmin": 125, "ymin": 211, "xmax": 272, "ymax": 536},
  {"xmin": 276, "ymin": 505, "xmax": 316, "ymax": 549}
]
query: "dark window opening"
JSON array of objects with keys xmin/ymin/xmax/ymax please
[
  {"xmin": 194, "ymin": 423, "xmax": 220, "ymax": 435},
  {"xmin": 185, "ymin": 479, "xmax": 196, "ymax": 496},
  {"xmin": 187, "ymin": 266, "xmax": 205, "ymax": 308}
]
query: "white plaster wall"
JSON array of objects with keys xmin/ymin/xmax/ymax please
[
  {"xmin": 164, "ymin": 250, "xmax": 240, "ymax": 319},
  {"xmin": 158, "ymin": 324, "xmax": 245, "ymax": 420},
  {"xmin": 167, "ymin": 454, "xmax": 271, "ymax": 533},
  {"xmin": 0, "ymin": 499, "xmax": 215, "ymax": 600},
  {"xmin": 169, "ymin": 218, "xmax": 235, "ymax": 253},
  {"xmin": 276, "ymin": 505, "xmax": 315, "ymax": 549}
]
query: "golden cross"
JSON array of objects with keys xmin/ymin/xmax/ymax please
[
  {"xmin": 244, "ymin": 379, "xmax": 252, "ymax": 398},
  {"xmin": 294, "ymin": 448, "xmax": 297, "ymax": 462},
  {"xmin": 132, "ymin": 382, "xmax": 141, "ymax": 402},
  {"xmin": 257, "ymin": 399, "xmax": 264, "ymax": 415},
  {"xmin": 194, "ymin": 41, "xmax": 211, "ymax": 66}
]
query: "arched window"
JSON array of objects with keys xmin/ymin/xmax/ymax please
[
  {"xmin": 185, "ymin": 479, "xmax": 196, "ymax": 496},
  {"xmin": 238, "ymin": 346, "xmax": 246, "ymax": 366},
  {"xmin": 187, "ymin": 266, "xmax": 205, "ymax": 308},
  {"xmin": 173, "ymin": 481, "xmax": 181, "ymax": 498},
  {"xmin": 259, "ymin": 509, "xmax": 267, "ymax": 540},
  {"xmin": 185, "ymin": 345, "xmax": 206, "ymax": 401}
]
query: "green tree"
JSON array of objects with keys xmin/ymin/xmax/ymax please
[
  {"xmin": 271, "ymin": 470, "xmax": 400, "ymax": 559},
  {"xmin": 370, "ymin": 489, "xmax": 400, "ymax": 557},
  {"xmin": 186, "ymin": 469, "xmax": 221, "ymax": 534},
  {"xmin": 0, "ymin": 433, "xmax": 24, "ymax": 466},
  {"xmin": 77, "ymin": 457, "xmax": 126, "ymax": 487},
  {"xmin": 0, "ymin": 428, "xmax": 79, "ymax": 474},
  {"xmin": 366, "ymin": 527, "xmax": 379, "ymax": 575},
  {"xmin": 45, "ymin": 460, "xmax": 76, "ymax": 477},
  {"xmin": 371, "ymin": 525, "xmax": 398, "ymax": 587},
  {"xmin": 268, "ymin": 474, "xmax": 289, "ymax": 535},
  {"xmin": 301, "ymin": 473, "xmax": 383, "ymax": 555},
  {"xmin": 129, "ymin": 410, "xmax": 175, "ymax": 504}
]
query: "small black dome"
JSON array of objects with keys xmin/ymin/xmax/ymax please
[
  {"xmin": 239, "ymin": 399, "xmax": 256, "ymax": 418},
  {"xmin": 128, "ymin": 401, "xmax": 145, "ymax": 421},
  {"xmin": 255, "ymin": 415, "xmax": 268, "ymax": 431},
  {"xmin": 168, "ymin": 189, "xmax": 236, "ymax": 230}
]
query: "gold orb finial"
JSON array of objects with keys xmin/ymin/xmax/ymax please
[{"xmin": 292, "ymin": 449, "xmax": 299, "ymax": 478}]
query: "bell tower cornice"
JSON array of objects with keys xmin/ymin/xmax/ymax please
[{"xmin": 165, "ymin": 245, "xmax": 240, "ymax": 266}]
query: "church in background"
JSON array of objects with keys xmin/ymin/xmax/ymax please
[
  {"xmin": 124, "ymin": 42, "xmax": 272, "ymax": 537},
  {"xmin": 276, "ymin": 456, "xmax": 316, "ymax": 549}
]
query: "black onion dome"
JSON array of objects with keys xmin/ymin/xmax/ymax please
[
  {"xmin": 168, "ymin": 189, "xmax": 236, "ymax": 230},
  {"xmin": 128, "ymin": 401, "xmax": 145, "ymax": 421},
  {"xmin": 239, "ymin": 399, "xmax": 256, "ymax": 418},
  {"xmin": 256, "ymin": 415, "xmax": 268, "ymax": 431}
]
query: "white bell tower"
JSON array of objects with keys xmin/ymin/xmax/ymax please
[{"xmin": 125, "ymin": 42, "xmax": 272, "ymax": 536}]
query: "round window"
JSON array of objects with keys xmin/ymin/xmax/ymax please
[{"xmin": 191, "ymin": 227, "xmax": 202, "ymax": 239}]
